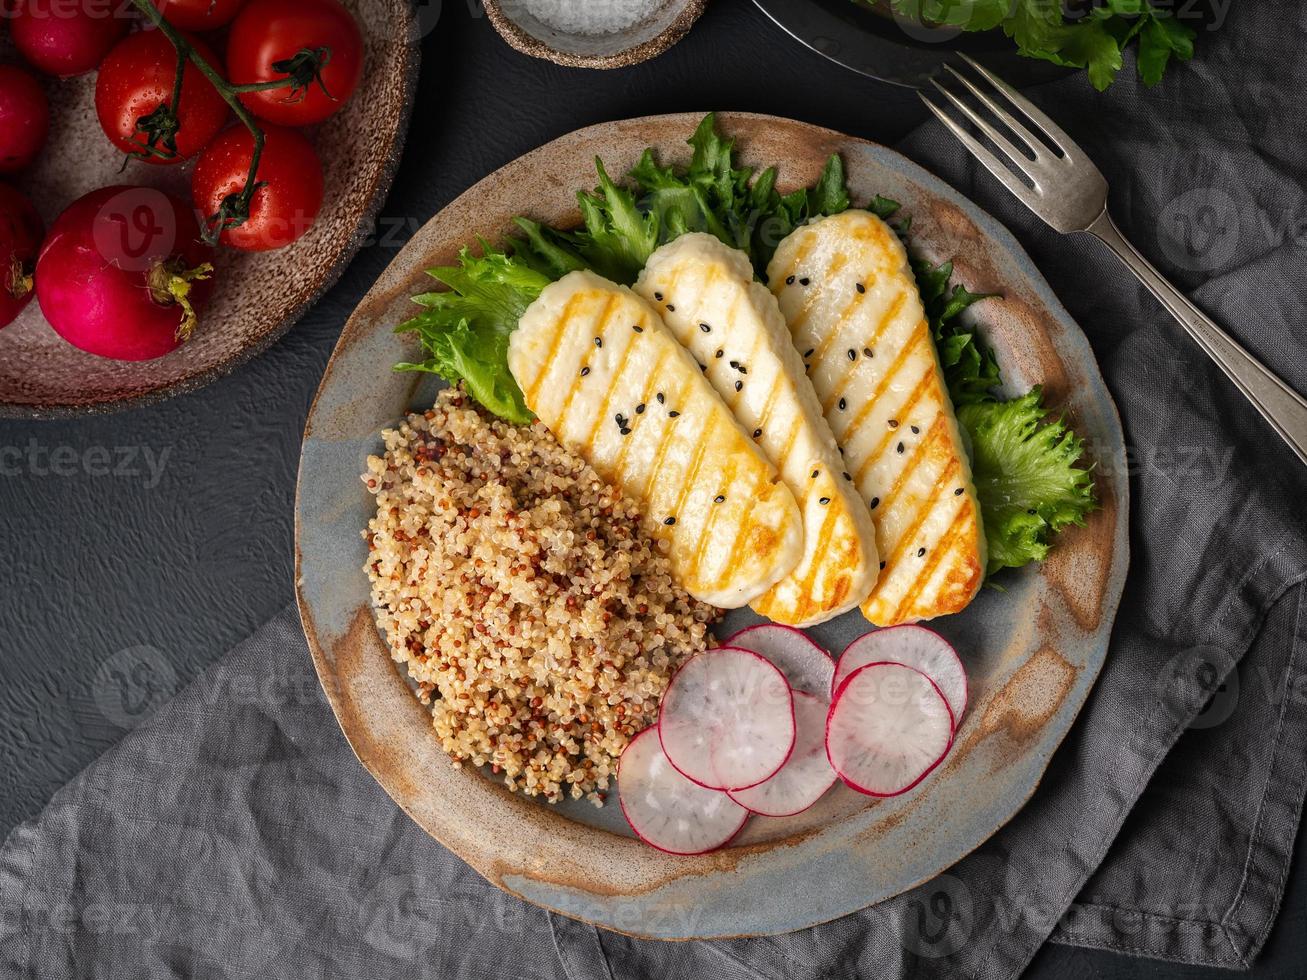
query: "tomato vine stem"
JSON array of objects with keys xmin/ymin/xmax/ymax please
[{"xmin": 125, "ymin": 0, "xmax": 330, "ymax": 244}]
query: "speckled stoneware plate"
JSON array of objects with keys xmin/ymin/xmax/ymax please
[
  {"xmin": 295, "ymin": 112, "xmax": 1129, "ymax": 939},
  {"xmin": 0, "ymin": 0, "xmax": 418, "ymax": 417}
]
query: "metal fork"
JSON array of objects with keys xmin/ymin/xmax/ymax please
[{"xmin": 921, "ymin": 54, "xmax": 1307, "ymax": 467}]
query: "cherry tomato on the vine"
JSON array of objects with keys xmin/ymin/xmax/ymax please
[
  {"xmin": 225, "ymin": 0, "xmax": 363, "ymax": 127},
  {"xmin": 191, "ymin": 124, "xmax": 324, "ymax": 251},
  {"xmin": 95, "ymin": 29, "xmax": 230, "ymax": 166},
  {"xmin": 0, "ymin": 64, "xmax": 50, "ymax": 173},
  {"xmin": 10, "ymin": 0, "xmax": 130, "ymax": 78},
  {"xmin": 149, "ymin": 0, "xmax": 247, "ymax": 32}
]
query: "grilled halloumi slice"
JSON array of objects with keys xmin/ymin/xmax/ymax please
[
  {"xmin": 768, "ymin": 211, "xmax": 985, "ymax": 626},
  {"xmin": 634, "ymin": 234, "xmax": 879, "ymax": 627},
  {"xmin": 508, "ymin": 270, "xmax": 803, "ymax": 608}
]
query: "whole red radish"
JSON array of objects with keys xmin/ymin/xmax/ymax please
[
  {"xmin": 191, "ymin": 124, "xmax": 323, "ymax": 251},
  {"xmin": 10, "ymin": 0, "xmax": 130, "ymax": 78},
  {"xmin": 0, "ymin": 65, "xmax": 50, "ymax": 173},
  {"xmin": 149, "ymin": 0, "xmax": 246, "ymax": 31},
  {"xmin": 36, "ymin": 186, "xmax": 215, "ymax": 360},
  {"xmin": 226, "ymin": 0, "xmax": 363, "ymax": 126},
  {"xmin": 0, "ymin": 183, "xmax": 44, "ymax": 330},
  {"xmin": 96, "ymin": 29, "xmax": 229, "ymax": 165}
]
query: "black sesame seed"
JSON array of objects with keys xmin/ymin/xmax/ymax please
[
  {"xmin": 753, "ymin": 428, "xmax": 762, "ymax": 438},
  {"xmin": 888, "ymin": 419, "xmax": 899, "ymax": 428},
  {"xmin": 668, "ymin": 410, "xmax": 680, "ymax": 418},
  {"xmin": 856, "ymin": 282, "xmax": 866, "ymax": 294},
  {"xmin": 636, "ymin": 403, "xmax": 646, "ymax": 414},
  {"xmin": 863, "ymin": 347, "xmax": 874, "ymax": 358},
  {"xmin": 729, "ymin": 360, "xmax": 739, "ymax": 369},
  {"xmin": 699, "ymin": 322, "xmax": 711, "ymax": 333},
  {"xmin": 847, "ymin": 349, "xmax": 857, "ymax": 361},
  {"xmin": 803, "ymin": 348, "xmax": 814, "ymax": 358},
  {"xmin": 614, "ymin": 413, "xmax": 624, "ymax": 424},
  {"xmin": 879, "ymin": 561, "xmax": 886, "ymax": 570},
  {"xmin": 633, "ymin": 324, "xmax": 643, "ymax": 333},
  {"xmin": 715, "ymin": 349, "xmax": 724, "ymax": 359},
  {"xmin": 714, "ymin": 494, "xmax": 725, "ymax": 504},
  {"xmin": 896, "ymin": 442, "xmax": 905, "ymax": 454},
  {"xmin": 594, "ymin": 336, "xmax": 603, "ymax": 348},
  {"xmin": 734, "ymin": 380, "xmax": 743, "ymax": 392},
  {"xmin": 838, "ymin": 398, "xmax": 847, "ymax": 411},
  {"xmin": 911, "ymin": 425, "xmax": 920, "ymax": 435},
  {"xmin": 954, "ymin": 487, "xmax": 964, "ymax": 496},
  {"xmin": 620, "ymin": 427, "xmax": 631, "ymax": 436},
  {"xmin": 656, "ymin": 392, "xmax": 665, "ymax": 404},
  {"xmin": 843, "ymin": 472, "xmax": 852, "ymax": 481},
  {"xmin": 799, "ymin": 277, "xmax": 810, "ymax": 286},
  {"xmin": 666, "ymin": 304, "xmax": 676, "ymax": 312},
  {"xmin": 579, "ymin": 366, "xmax": 590, "ymax": 377},
  {"xmin": 654, "ymin": 291, "xmax": 663, "ymax": 302},
  {"xmin": 917, "ymin": 547, "xmax": 926, "ymax": 557},
  {"xmin": 819, "ymin": 496, "xmax": 830, "ymax": 505},
  {"xmin": 785, "ymin": 275, "xmax": 795, "ymax": 285},
  {"xmin": 811, "ymin": 469, "xmax": 819, "ymax": 479},
  {"xmin": 870, "ymin": 496, "xmax": 880, "ymax": 509},
  {"xmin": 700, "ymin": 363, "xmax": 707, "ymax": 372},
  {"xmin": 664, "ymin": 517, "xmax": 676, "ymax": 526},
  {"xmin": 737, "ymin": 364, "xmax": 747, "ymax": 375}
]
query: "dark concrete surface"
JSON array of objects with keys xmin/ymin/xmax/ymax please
[{"xmin": 0, "ymin": 1, "xmax": 1302, "ymax": 976}]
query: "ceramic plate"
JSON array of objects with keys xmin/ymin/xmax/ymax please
[
  {"xmin": 0, "ymin": 0, "xmax": 418, "ymax": 416},
  {"xmin": 295, "ymin": 112, "xmax": 1129, "ymax": 939}
]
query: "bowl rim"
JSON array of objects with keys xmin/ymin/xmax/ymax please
[{"xmin": 482, "ymin": 0, "xmax": 707, "ymax": 69}]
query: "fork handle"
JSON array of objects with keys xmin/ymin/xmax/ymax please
[{"xmin": 1084, "ymin": 210, "xmax": 1307, "ymax": 467}]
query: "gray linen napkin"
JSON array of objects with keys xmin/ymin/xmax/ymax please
[{"xmin": 5, "ymin": 4, "xmax": 1307, "ymax": 979}]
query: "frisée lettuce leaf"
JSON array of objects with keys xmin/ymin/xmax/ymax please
[{"xmin": 394, "ymin": 113, "xmax": 1095, "ymax": 575}]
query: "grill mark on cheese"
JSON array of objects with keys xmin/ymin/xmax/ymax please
[
  {"xmin": 523, "ymin": 292, "xmax": 585, "ymax": 403},
  {"xmin": 581, "ymin": 305, "xmax": 640, "ymax": 450},
  {"xmin": 890, "ymin": 501, "xmax": 972, "ymax": 622},
  {"xmin": 774, "ymin": 234, "xmax": 817, "ymax": 287},
  {"xmin": 722, "ymin": 490, "xmax": 762, "ymax": 590},
  {"xmin": 640, "ymin": 379, "xmax": 693, "ymax": 501},
  {"xmin": 809, "ymin": 281, "xmax": 869, "ymax": 365},
  {"xmin": 613, "ymin": 344, "xmax": 670, "ymax": 477},
  {"xmin": 835, "ymin": 322, "xmax": 928, "ymax": 441},
  {"xmin": 879, "ymin": 454, "xmax": 960, "ymax": 574},
  {"xmin": 789, "ymin": 252, "xmax": 848, "ymax": 330},
  {"xmin": 818, "ymin": 291, "xmax": 911, "ymax": 415},
  {"xmin": 879, "ymin": 414, "xmax": 949, "ymax": 515},
  {"xmin": 557, "ymin": 294, "xmax": 618, "ymax": 430},
  {"xmin": 853, "ymin": 366, "xmax": 936, "ymax": 485},
  {"xmin": 693, "ymin": 453, "xmax": 739, "ymax": 574},
  {"xmin": 669, "ymin": 417, "xmax": 716, "ymax": 530}
]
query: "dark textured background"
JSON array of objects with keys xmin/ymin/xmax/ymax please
[{"xmin": 0, "ymin": 1, "xmax": 1302, "ymax": 976}]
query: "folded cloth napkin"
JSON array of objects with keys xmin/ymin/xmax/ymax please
[{"xmin": 4, "ymin": 4, "xmax": 1307, "ymax": 979}]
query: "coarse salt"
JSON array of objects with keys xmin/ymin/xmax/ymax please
[{"xmin": 520, "ymin": 0, "xmax": 664, "ymax": 36}]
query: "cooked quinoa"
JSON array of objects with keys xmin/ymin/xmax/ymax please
[{"xmin": 363, "ymin": 387, "xmax": 718, "ymax": 804}]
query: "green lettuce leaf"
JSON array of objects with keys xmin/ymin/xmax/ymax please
[
  {"xmin": 959, "ymin": 390, "xmax": 1097, "ymax": 573},
  {"xmin": 859, "ymin": 0, "xmax": 1201, "ymax": 89},
  {"xmin": 394, "ymin": 244, "xmax": 549, "ymax": 424}
]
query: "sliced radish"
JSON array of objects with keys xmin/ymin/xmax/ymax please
[
  {"xmin": 658, "ymin": 647, "xmax": 795, "ymax": 791},
  {"xmin": 728, "ymin": 690, "xmax": 837, "ymax": 817},
  {"xmin": 833, "ymin": 626, "xmax": 968, "ymax": 724},
  {"xmin": 826, "ymin": 662, "xmax": 954, "ymax": 797},
  {"xmin": 618, "ymin": 728, "xmax": 749, "ymax": 855},
  {"xmin": 725, "ymin": 623, "xmax": 835, "ymax": 696}
]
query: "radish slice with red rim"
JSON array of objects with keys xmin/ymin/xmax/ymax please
[
  {"xmin": 728, "ymin": 690, "xmax": 837, "ymax": 817},
  {"xmin": 833, "ymin": 625, "xmax": 968, "ymax": 724},
  {"xmin": 725, "ymin": 623, "xmax": 835, "ymax": 697},
  {"xmin": 658, "ymin": 647, "xmax": 795, "ymax": 791},
  {"xmin": 826, "ymin": 662, "xmax": 954, "ymax": 797},
  {"xmin": 618, "ymin": 728, "xmax": 749, "ymax": 855}
]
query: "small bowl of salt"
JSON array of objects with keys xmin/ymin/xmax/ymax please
[{"xmin": 483, "ymin": 0, "xmax": 707, "ymax": 69}]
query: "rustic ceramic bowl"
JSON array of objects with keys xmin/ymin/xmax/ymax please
[
  {"xmin": 483, "ymin": 0, "xmax": 706, "ymax": 69},
  {"xmin": 295, "ymin": 113, "xmax": 1129, "ymax": 938},
  {"xmin": 0, "ymin": 0, "xmax": 419, "ymax": 417}
]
